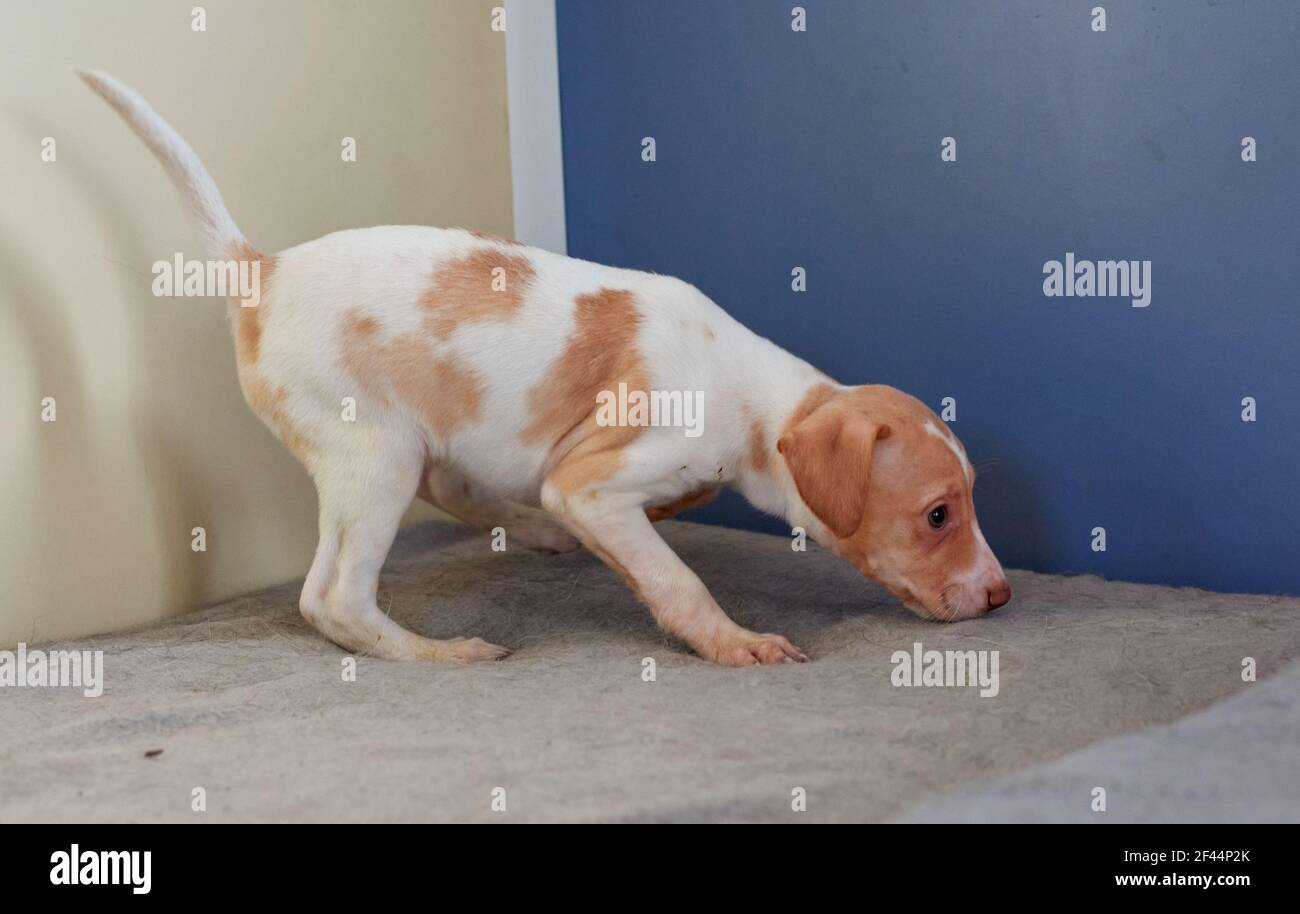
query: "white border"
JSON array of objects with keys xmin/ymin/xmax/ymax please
[{"xmin": 505, "ymin": 0, "xmax": 568, "ymax": 254}]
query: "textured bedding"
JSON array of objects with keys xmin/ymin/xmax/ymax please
[{"xmin": 2, "ymin": 519, "xmax": 1295, "ymax": 823}]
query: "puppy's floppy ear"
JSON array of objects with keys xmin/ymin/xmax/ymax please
[{"xmin": 777, "ymin": 406, "xmax": 889, "ymax": 538}]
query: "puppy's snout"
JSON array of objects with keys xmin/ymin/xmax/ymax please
[{"xmin": 986, "ymin": 579, "xmax": 1011, "ymax": 611}]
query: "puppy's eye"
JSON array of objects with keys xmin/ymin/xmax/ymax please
[{"xmin": 927, "ymin": 506, "xmax": 947, "ymax": 529}]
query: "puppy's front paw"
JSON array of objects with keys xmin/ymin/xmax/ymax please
[{"xmin": 703, "ymin": 631, "xmax": 808, "ymax": 666}]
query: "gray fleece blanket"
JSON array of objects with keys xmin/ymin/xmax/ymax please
[{"xmin": 2, "ymin": 520, "xmax": 1295, "ymax": 822}]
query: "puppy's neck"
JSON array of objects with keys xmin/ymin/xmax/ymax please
[{"xmin": 730, "ymin": 349, "xmax": 838, "ymax": 542}]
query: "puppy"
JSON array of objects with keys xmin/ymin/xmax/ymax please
[{"xmin": 80, "ymin": 71, "xmax": 1010, "ymax": 665}]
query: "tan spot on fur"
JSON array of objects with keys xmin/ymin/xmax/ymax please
[
  {"xmin": 523, "ymin": 289, "xmax": 643, "ymax": 444},
  {"xmin": 229, "ymin": 242, "xmax": 276, "ymax": 366},
  {"xmin": 339, "ymin": 309, "xmax": 483, "ymax": 437},
  {"xmin": 748, "ymin": 418, "xmax": 769, "ymax": 473},
  {"xmin": 646, "ymin": 486, "xmax": 721, "ymax": 522},
  {"xmin": 526, "ymin": 288, "xmax": 648, "ymax": 495},
  {"xmin": 784, "ymin": 383, "xmax": 837, "ymax": 432},
  {"xmin": 349, "ymin": 314, "xmax": 380, "ymax": 338},
  {"xmin": 421, "ymin": 248, "xmax": 535, "ymax": 338},
  {"xmin": 777, "ymin": 383, "xmax": 881, "ymax": 538},
  {"xmin": 241, "ymin": 375, "xmax": 312, "ymax": 467},
  {"xmin": 338, "ymin": 312, "xmax": 389, "ymax": 404}
]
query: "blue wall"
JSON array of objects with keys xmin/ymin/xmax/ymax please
[{"xmin": 555, "ymin": 0, "xmax": 1300, "ymax": 595}]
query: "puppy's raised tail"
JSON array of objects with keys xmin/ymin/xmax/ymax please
[{"xmin": 77, "ymin": 69, "xmax": 249, "ymax": 261}]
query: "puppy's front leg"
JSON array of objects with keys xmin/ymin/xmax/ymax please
[{"xmin": 543, "ymin": 485, "xmax": 807, "ymax": 665}]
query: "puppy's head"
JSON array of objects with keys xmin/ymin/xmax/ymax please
[{"xmin": 777, "ymin": 384, "xmax": 1009, "ymax": 621}]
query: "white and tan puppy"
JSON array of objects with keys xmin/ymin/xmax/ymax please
[{"xmin": 80, "ymin": 71, "xmax": 1010, "ymax": 666}]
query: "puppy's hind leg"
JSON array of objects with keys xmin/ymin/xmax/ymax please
[
  {"xmin": 419, "ymin": 461, "xmax": 580, "ymax": 554},
  {"xmin": 300, "ymin": 431, "xmax": 510, "ymax": 662}
]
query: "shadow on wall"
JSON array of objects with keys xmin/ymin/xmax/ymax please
[
  {"xmin": 1, "ymin": 103, "xmax": 314, "ymax": 645},
  {"xmin": 0, "ymin": 220, "xmax": 97, "ymax": 643},
  {"xmin": 7, "ymin": 103, "xmax": 209, "ymax": 636}
]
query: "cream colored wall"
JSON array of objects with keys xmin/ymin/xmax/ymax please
[{"xmin": 0, "ymin": 0, "xmax": 514, "ymax": 646}]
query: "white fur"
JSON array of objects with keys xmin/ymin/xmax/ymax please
[
  {"xmin": 77, "ymin": 70, "xmax": 243, "ymax": 259},
  {"xmin": 925, "ymin": 419, "xmax": 972, "ymax": 485}
]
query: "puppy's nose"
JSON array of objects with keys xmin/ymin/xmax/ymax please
[{"xmin": 987, "ymin": 580, "xmax": 1011, "ymax": 610}]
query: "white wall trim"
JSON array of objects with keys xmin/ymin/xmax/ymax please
[{"xmin": 504, "ymin": 0, "xmax": 568, "ymax": 254}]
